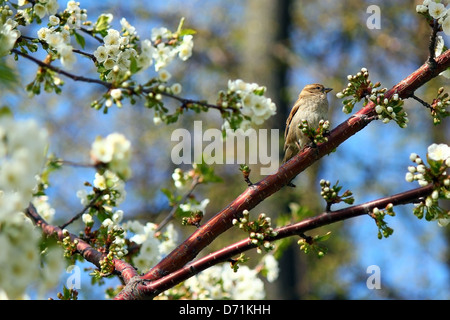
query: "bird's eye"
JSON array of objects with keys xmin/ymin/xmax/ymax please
[{"xmin": 316, "ymin": 86, "xmax": 321, "ymax": 90}]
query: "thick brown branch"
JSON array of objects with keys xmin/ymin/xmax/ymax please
[
  {"xmin": 142, "ymin": 48, "xmax": 450, "ymax": 282},
  {"xmin": 115, "ymin": 184, "xmax": 434, "ymax": 299}
]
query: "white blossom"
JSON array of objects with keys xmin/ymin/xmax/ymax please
[
  {"xmin": 178, "ymin": 35, "xmax": 194, "ymax": 61},
  {"xmin": 58, "ymin": 44, "xmax": 76, "ymax": 70},
  {"xmin": 158, "ymin": 69, "xmax": 172, "ymax": 82},
  {"xmin": 82, "ymin": 213, "xmax": 93, "ymax": 225},
  {"xmin": 90, "ymin": 133, "xmax": 132, "ymax": 179},
  {"xmin": 428, "ymin": 2, "xmax": 447, "ymax": 20},
  {"xmin": 110, "ymin": 88, "xmax": 122, "ymax": 100},
  {"xmin": 442, "ymin": 15, "xmax": 450, "ymax": 36},
  {"xmin": 32, "ymin": 195, "xmax": 55, "ymax": 223},
  {"xmin": 151, "ymin": 27, "xmax": 170, "ymax": 42},
  {"xmin": 34, "ymin": 4, "xmax": 47, "ymax": 19},
  {"xmin": 227, "ymin": 79, "xmax": 277, "ymax": 128},
  {"xmin": 438, "ymin": 218, "xmax": 450, "ymax": 227},
  {"xmin": 261, "ymin": 254, "xmax": 279, "ymax": 283},
  {"xmin": 180, "ymin": 198, "xmax": 210, "ymax": 214},
  {"xmin": 427, "ymin": 143, "xmax": 450, "ymax": 162},
  {"xmin": 93, "ymin": 45, "xmax": 108, "ymax": 63},
  {"xmin": 0, "ymin": 19, "xmax": 21, "ymax": 56}
]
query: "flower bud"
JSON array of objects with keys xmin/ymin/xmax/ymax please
[
  {"xmin": 405, "ymin": 172, "xmax": 414, "ymax": 182},
  {"xmin": 409, "ymin": 153, "xmax": 418, "ymax": 162},
  {"xmin": 431, "ymin": 190, "xmax": 439, "ymax": 200},
  {"xmin": 375, "ymin": 105, "xmax": 383, "ymax": 114}
]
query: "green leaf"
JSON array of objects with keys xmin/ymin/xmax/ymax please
[
  {"xmin": 179, "ymin": 29, "xmax": 197, "ymax": 36},
  {"xmin": 129, "ymin": 55, "xmax": 140, "ymax": 74},
  {"xmin": 73, "ymin": 31, "xmax": 86, "ymax": 49},
  {"xmin": 0, "ymin": 106, "xmax": 13, "ymax": 118},
  {"xmin": 314, "ymin": 231, "xmax": 331, "ymax": 242},
  {"xmin": 0, "ymin": 59, "xmax": 18, "ymax": 90},
  {"xmin": 95, "ymin": 14, "xmax": 111, "ymax": 33}
]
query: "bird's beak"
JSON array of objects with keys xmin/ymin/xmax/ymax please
[{"xmin": 324, "ymin": 88, "xmax": 333, "ymax": 93}]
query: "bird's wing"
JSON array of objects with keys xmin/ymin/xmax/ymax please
[{"xmin": 284, "ymin": 101, "xmax": 300, "ymax": 140}]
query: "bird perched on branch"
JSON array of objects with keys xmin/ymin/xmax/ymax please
[{"xmin": 283, "ymin": 83, "xmax": 332, "ymax": 163}]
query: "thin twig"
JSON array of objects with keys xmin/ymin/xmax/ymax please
[
  {"xmin": 155, "ymin": 176, "xmax": 200, "ymax": 233},
  {"xmin": 12, "ymin": 48, "xmax": 110, "ymax": 88},
  {"xmin": 410, "ymin": 94, "xmax": 432, "ymax": 109},
  {"xmin": 59, "ymin": 191, "xmax": 104, "ymax": 229},
  {"xmin": 54, "ymin": 159, "xmax": 96, "ymax": 168},
  {"xmin": 13, "ymin": 47, "xmax": 231, "ymax": 114},
  {"xmin": 79, "ymin": 27, "xmax": 104, "ymax": 43}
]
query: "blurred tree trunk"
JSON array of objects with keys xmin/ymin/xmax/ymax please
[{"xmin": 242, "ymin": 0, "xmax": 313, "ymax": 299}]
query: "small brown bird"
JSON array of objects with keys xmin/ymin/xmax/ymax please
[{"xmin": 283, "ymin": 83, "xmax": 332, "ymax": 163}]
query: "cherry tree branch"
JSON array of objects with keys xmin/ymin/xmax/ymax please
[
  {"xmin": 114, "ymin": 184, "xmax": 434, "ymax": 299},
  {"xmin": 142, "ymin": 48, "xmax": 450, "ymax": 282},
  {"xmin": 25, "ymin": 203, "xmax": 138, "ymax": 284},
  {"xmin": 12, "ymin": 48, "xmax": 109, "ymax": 87},
  {"xmin": 12, "ymin": 46, "xmax": 236, "ymax": 113}
]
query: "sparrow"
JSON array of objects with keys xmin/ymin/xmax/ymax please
[{"xmin": 283, "ymin": 83, "xmax": 332, "ymax": 163}]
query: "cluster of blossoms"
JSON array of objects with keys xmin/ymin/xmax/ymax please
[
  {"xmin": 32, "ymin": 195, "xmax": 56, "ymax": 222},
  {"xmin": 219, "ymin": 79, "xmax": 277, "ymax": 131},
  {"xmin": 76, "ymin": 169, "xmax": 127, "ymax": 225},
  {"xmin": 417, "ymin": 0, "xmax": 450, "ymax": 35},
  {"xmin": 82, "ymin": 208, "xmax": 128, "ymax": 273},
  {"xmin": 19, "ymin": 0, "xmax": 59, "ymax": 19},
  {"xmin": 435, "ymin": 35, "xmax": 450, "ymax": 79},
  {"xmin": 373, "ymin": 93, "xmax": 408, "ymax": 128},
  {"xmin": 90, "ymin": 132, "xmax": 132, "ymax": 180},
  {"xmin": 0, "ymin": 15, "xmax": 21, "ymax": 57},
  {"xmin": 417, "ymin": 1, "xmax": 450, "ymax": 77},
  {"xmin": 121, "ymin": 221, "xmax": 178, "ymax": 273},
  {"xmin": 74, "ymin": 134, "xmax": 132, "ymax": 261},
  {"xmin": 336, "ymin": 67, "xmax": 378, "ymax": 114},
  {"xmin": 150, "ymin": 26, "xmax": 194, "ymax": 71},
  {"xmin": 171, "ymin": 167, "xmax": 192, "ymax": 189},
  {"xmin": 93, "ymin": 19, "xmax": 194, "ymax": 83},
  {"xmin": 233, "ymin": 209, "xmax": 278, "ymax": 254},
  {"xmin": 299, "ymin": 119, "xmax": 331, "ymax": 145},
  {"xmin": 173, "ymin": 264, "xmax": 265, "ymax": 300},
  {"xmin": 179, "ymin": 198, "xmax": 210, "ymax": 217},
  {"xmin": 89, "ymin": 19, "xmax": 194, "ymax": 112},
  {"xmin": 370, "ymin": 204, "xmax": 395, "ymax": 239},
  {"xmin": 427, "ymin": 86, "xmax": 450, "ymax": 125},
  {"xmin": 0, "ymin": 116, "xmax": 65, "ymax": 299},
  {"xmin": 93, "ymin": 22, "xmax": 140, "ymax": 83},
  {"xmin": 319, "ymin": 179, "xmax": 354, "ymax": 208},
  {"xmin": 336, "ymin": 67, "xmax": 408, "ymax": 128},
  {"xmin": 36, "ymin": 1, "xmax": 89, "ymax": 70},
  {"xmin": 0, "ymin": 116, "xmax": 48, "ymax": 214},
  {"xmin": 405, "ymin": 143, "xmax": 450, "ymax": 226},
  {"xmin": 160, "ymin": 253, "xmax": 278, "ymax": 299},
  {"xmin": 297, "ymin": 232, "xmax": 331, "ymax": 258}
]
